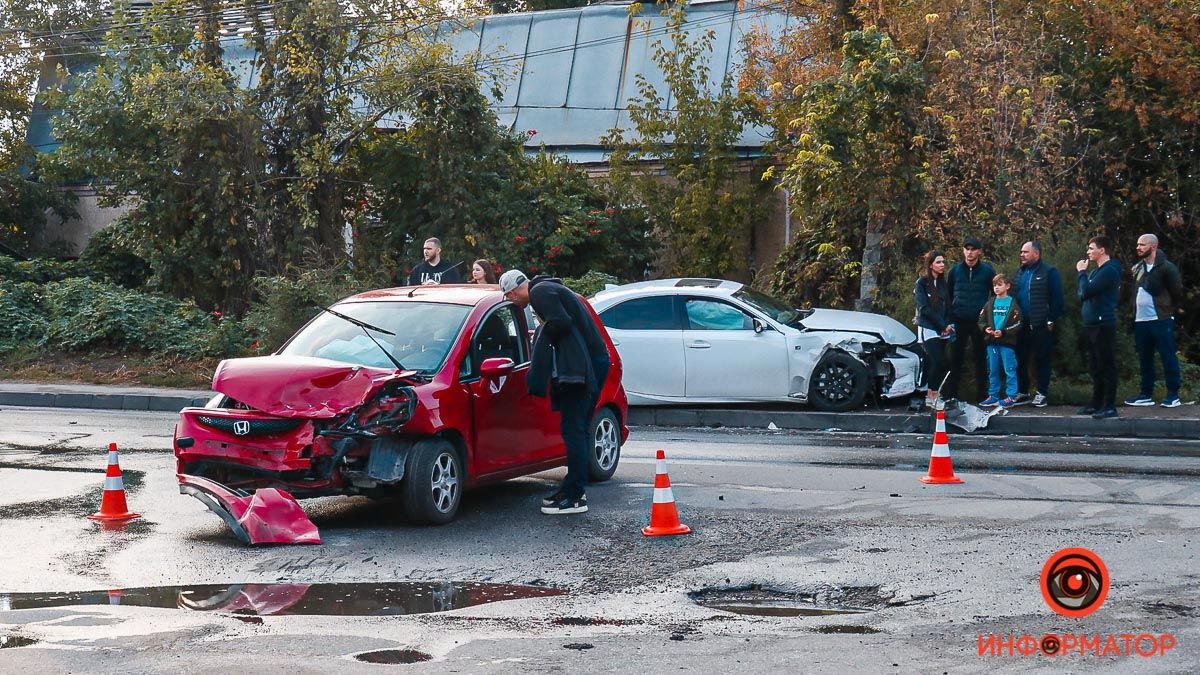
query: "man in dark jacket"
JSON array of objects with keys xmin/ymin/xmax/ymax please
[
  {"xmin": 1076, "ymin": 235, "xmax": 1122, "ymax": 419},
  {"xmin": 945, "ymin": 236, "xmax": 995, "ymax": 401},
  {"xmin": 1125, "ymin": 234, "xmax": 1185, "ymax": 408},
  {"xmin": 500, "ymin": 269, "xmax": 610, "ymax": 515},
  {"xmin": 1012, "ymin": 240, "xmax": 1064, "ymax": 407}
]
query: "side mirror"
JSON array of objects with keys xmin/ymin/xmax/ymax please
[
  {"xmin": 752, "ymin": 317, "xmax": 766, "ymax": 334},
  {"xmin": 480, "ymin": 357, "xmax": 515, "ymax": 379}
]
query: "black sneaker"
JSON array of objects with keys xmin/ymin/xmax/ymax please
[
  {"xmin": 1076, "ymin": 406, "xmax": 1097, "ymax": 416},
  {"xmin": 1092, "ymin": 408, "xmax": 1118, "ymax": 419},
  {"xmin": 541, "ymin": 490, "xmax": 567, "ymax": 507},
  {"xmin": 1013, "ymin": 392, "xmax": 1031, "ymax": 404},
  {"xmin": 541, "ymin": 496, "xmax": 588, "ymax": 515}
]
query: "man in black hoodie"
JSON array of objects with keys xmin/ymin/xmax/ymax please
[
  {"xmin": 945, "ymin": 236, "xmax": 995, "ymax": 402},
  {"xmin": 500, "ymin": 269, "xmax": 611, "ymax": 515}
]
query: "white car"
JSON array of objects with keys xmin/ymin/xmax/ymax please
[{"xmin": 590, "ymin": 279, "xmax": 922, "ymax": 411}]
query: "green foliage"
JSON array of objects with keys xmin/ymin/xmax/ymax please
[
  {"xmin": 604, "ymin": 0, "xmax": 768, "ymax": 279},
  {"xmin": 563, "ymin": 271, "xmax": 620, "ymax": 298},
  {"xmin": 245, "ymin": 266, "xmax": 361, "ymax": 352},
  {"xmin": 76, "ymin": 217, "xmax": 151, "ymax": 288},
  {"xmin": 0, "ymin": 275, "xmax": 258, "ymax": 357}
]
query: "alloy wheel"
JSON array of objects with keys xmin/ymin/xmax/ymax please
[
  {"xmin": 430, "ymin": 453, "xmax": 460, "ymax": 514},
  {"xmin": 594, "ymin": 417, "xmax": 619, "ymax": 471}
]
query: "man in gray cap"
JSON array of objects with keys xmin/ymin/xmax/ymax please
[{"xmin": 500, "ymin": 269, "xmax": 611, "ymax": 515}]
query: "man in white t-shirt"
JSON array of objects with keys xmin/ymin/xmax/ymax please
[{"xmin": 1125, "ymin": 234, "xmax": 1184, "ymax": 408}]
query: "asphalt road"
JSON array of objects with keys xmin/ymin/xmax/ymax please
[{"xmin": 0, "ymin": 407, "xmax": 1197, "ymax": 673}]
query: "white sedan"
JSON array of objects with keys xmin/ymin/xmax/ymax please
[{"xmin": 590, "ymin": 279, "xmax": 922, "ymax": 411}]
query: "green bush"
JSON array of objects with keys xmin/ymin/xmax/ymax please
[
  {"xmin": 0, "ymin": 281, "xmax": 50, "ymax": 353},
  {"xmin": 245, "ymin": 266, "xmax": 361, "ymax": 352},
  {"xmin": 0, "ymin": 255, "xmax": 92, "ymax": 284},
  {"xmin": 0, "ymin": 275, "xmax": 257, "ymax": 358},
  {"xmin": 77, "ymin": 218, "xmax": 152, "ymax": 289},
  {"xmin": 564, "ymin": 271, "xmax": 620, "ymax": 298}
]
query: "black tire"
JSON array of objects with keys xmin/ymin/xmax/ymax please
[
  {"xmin": 400, "ymin": 438, "xmax": 463, "ymax": 525},
  {"xmin": 588, "ymin": 407, "xmax": 621, "ymax": 482},
  {"xmin": 808, "ymin": 352, "xmax": 870, "ymax": 412}
]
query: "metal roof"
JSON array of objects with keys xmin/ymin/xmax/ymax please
[{"xmin": 27, "ymin": 1, "xmax": 788, "ymax": 162}]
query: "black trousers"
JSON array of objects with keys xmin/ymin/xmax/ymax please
[
  {"xmin": 1085, "ymin": 324, "xmax": 1118, "ymax": 409},
  {"xmin": 1016, "ymin": 325, "xmax": 1055, "ymax": 396},
  {"xmin": 946, "ymin": 320, "xmax": 987, "ymax": 400},
  {"xmin": 920, "ymin": 337, "xmax": 949, "ymax": 393},
  {"xmin": 557, "ymin": 389, "xmax": 595, "ymax": 501}
]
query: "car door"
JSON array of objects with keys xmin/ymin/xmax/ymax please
[
  {"xmin": 596, "ymin": 295, "xmax": 685, "ymax": 398},
  {"xmin": 464, "ymin": 305, "xmax": 558, "ymax": 476},
  {"xmin": 681, "ymin": 296, "xmax": 789, "ymax": 399}
]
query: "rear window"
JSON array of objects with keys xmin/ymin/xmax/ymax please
[{"xmin": 599, "ymin": 296, "xmax": 680, "ymax": 330}]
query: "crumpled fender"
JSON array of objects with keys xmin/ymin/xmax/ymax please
[{"xmin": 179, "ymin": 474, "xmax": 321, "ymax": 545}]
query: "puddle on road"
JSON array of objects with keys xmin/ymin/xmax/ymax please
[
  {"xmin": 0, "ymin": 635, "xmax": 39, "ymax": 648},
  {"xmin": 691, "ymin": 585, "xmax": 880, "ymax": 618},
  {"xmin": 354, "ymin": 649, "xmax": 433, "ymax": 664},
  {"xmin": 813, "ymin": 624, "xmax": 882, "ymax": 634},
  {"xmin": 0, "ymin": 582, "xmax": 564, "ymax": 617}
]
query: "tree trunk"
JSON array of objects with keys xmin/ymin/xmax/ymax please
[{"xmin": 856, "ymin": 212, "xmax": 885, "ymax": 312}]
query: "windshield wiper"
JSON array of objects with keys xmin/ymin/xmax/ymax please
[{"xmin": 318, "ymin": 306, "xmax": 406, "ymax": 371}]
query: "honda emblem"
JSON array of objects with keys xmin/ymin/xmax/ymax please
[{"xmin": 233, "ymin": 420, "xmax": 250, "ymax": 436}]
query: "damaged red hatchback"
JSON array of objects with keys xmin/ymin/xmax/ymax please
[{"xmin": 174, "ymin": 285, "xmax": 628, "ymax": 536}]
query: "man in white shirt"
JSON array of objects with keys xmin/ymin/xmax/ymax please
[{"xmin": 1125, "ymin": 234, "xmax": 1184, "ymax": 408}]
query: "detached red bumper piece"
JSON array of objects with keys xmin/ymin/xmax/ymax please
[{"xmin": 179, "ymin": 474, "xmax": 321, "ymax": 546}]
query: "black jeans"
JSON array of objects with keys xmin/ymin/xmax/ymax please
[
  {"xmin": 946, "ymin": 320, "xmax": 987, "ymax": 400},
  {"xmin": 1134, "ymin": 318, "xmax": 1181, "ymax": 398},
  {"xmin": 920, "ymin": 337, "xmax": 949, "ymax": 393},
  {"xmin": 1016, "ymin": 325, "xmax": 1055, "ymax": 396},
  {"xmin": 556, "ymin": 357, "xmax": 609, "ymax": 501},
  {"xmin": 1085, "ymin": 324, "xmax": 1118, "ymax": 409}
]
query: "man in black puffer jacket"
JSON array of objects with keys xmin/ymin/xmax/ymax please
[
  {"xmin": 500, "ymin": 270, "xmax": 610, "ymax": 516},
  {"xmin": 945, "ymin": 236, "xmax": 995, "ymax": 402},
  {"xmin": 1013, "ymin": 240, "xmax": 1064, "ymax": 407}
]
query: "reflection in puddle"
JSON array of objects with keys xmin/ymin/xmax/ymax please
[
  {"xmin": 813, "ymin": 624, "xmax": 882, "ymax": 634},
  {"xmin": 354, "ymin": 649, "xmax": 433, "ymax": 664},
  {"xmin": 0, "ymin": 582, "xmax": 564, "ymax": 617},
  {"xmin": 691, "ymin": 585, "xmax": 879, "ymax": 618}
]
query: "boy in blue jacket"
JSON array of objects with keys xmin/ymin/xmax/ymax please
[{"xmin": 1076, "ymin": 235, "xmax": 1122, "ymax": 419}]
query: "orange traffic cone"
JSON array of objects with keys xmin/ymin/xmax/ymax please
[
  {"xmin": 88, "ymin": 443, "xmax": 142, "ymax": 522},
  {"xmin": 108, "ymin": 589, "xmax": 123, "ymax": 606},
  {"xmin": 642, "ymin": 449, "xmax": 691, "ymax": 536},
  {"xmin": 920, "ymin": 404, "xmax": 963, "ymax": 484}
]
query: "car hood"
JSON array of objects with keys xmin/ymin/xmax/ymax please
[
  {"xmin": 212, "ymin": 355, "xmax": 412, "ymax": 418},
  {"xmin": 800, "ymin": 308, "xmax": 916, "ymax": 345}
]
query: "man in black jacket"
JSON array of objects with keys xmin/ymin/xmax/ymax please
[
  {"xmin": 1013, "ymin": 241, "xmax": 1065, "ymax": 407},
  {"xmin": 945, "ymin": 236, "xmax": 995, "ymax": 402},
  {"xmin": 500, "ymin": 269, "xmax": 611, "ymax": 515},
  {"xmin": 1125, "ymin": 234, "xmax": 1185, "ymax": 408}
]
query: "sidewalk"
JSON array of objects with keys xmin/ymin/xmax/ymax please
[{"xmin": 1, "ymin": 380, "xmax": 1196, "ymax": 439}]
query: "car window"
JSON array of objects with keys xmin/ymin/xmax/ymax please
[
  {"xmin": 462, "ymin": 305, "xmax": 526, "ymax": 379},
  {"xmin": 280, "ymin": 301, "xmax": 469, "ymax": 373},
  {"xmin": 684, "ymin": 298, "xmax": 753, "ymax": 330},
  {"xmin": 599, "ymin": 296, "xmax": 680, "ymax": 330}
]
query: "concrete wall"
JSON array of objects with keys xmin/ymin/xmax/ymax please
[{"xmin": 37, "ymin": 188, "xmax": 134, "ymax": 256}]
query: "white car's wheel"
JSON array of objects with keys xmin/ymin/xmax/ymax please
[{"xmin": 809, "ymin": 352, "xmax": 869, "ymax": 412}]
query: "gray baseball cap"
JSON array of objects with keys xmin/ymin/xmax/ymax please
[{"xmin": 499, "ymin": 269, "xmax": 528, "ymax": 293}]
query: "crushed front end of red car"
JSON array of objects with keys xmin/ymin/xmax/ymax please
[{"xmin": 174, "ymin": 355, "xmax": 423, "ymax": 543}]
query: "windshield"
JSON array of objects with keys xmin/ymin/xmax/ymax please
[
  {"xmin": 733, "ymin": 287, "xmax": 811, "ymax": 325},
  {"xmin": 280, "ymin": 301, "xmax": 471, "ymax": 372}
]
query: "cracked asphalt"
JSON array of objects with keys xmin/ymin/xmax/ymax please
[{"xmin": 0, "ymin": 406, "xmax": 1197, "ymax": 673}]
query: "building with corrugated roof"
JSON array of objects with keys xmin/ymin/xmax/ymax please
[{"xmin": 29, "ymin": 1, "xmax": 792, "ymax": 275}]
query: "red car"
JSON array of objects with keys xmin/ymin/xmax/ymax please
[{"xmin": 174, "ymin": 285, "xmax": 628, "ymax": 533}]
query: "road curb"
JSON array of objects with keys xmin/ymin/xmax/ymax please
[
  {"xmin": 0, "ymin": 391, "xmax": 210, "ymax": 412},
  {"xmin": 626, "ymin": 407, "xmax": 1200, "ymax": 440}
]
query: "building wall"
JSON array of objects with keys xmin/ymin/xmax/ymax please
[{"xmin": 37, "ymin": 188, "xmax": 134, "ymax": 256}]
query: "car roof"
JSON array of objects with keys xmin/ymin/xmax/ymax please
[
  {"xmin": 592, "ymin": 278, "xmax": 744, "ymax": 305},
  {"xmin": 339, "ymin": 284, "xmax": 502, "ymax": 306}
]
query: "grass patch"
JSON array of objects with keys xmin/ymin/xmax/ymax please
[{"xmin": 0, "ymin": 349, "xmax": 217, "ymax": 389}]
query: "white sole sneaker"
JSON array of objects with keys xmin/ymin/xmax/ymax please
[
  {"xmin": 1161, "ymin": 399, "xmax": 1182, "ymax": 409},
  {"xmin": 541, "ymin": 500, "xmax": 588, "ymax": 515},
  {"xmin": 1124, "ymin": 399, "xmax": 1155, "ymax": 407}
]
